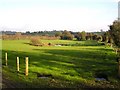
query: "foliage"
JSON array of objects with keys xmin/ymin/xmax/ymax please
[
  {"xmin": 103, "ymin": 32, "xmax": 109, "ymax": 43},
  {"xmin": 75, "ymin": 32, "xmax": 81, "ymax": 41},
  {"xmin": 97, "ymin": 35, "xmax": 103, "ymax": 42},
  {"xmin": 55, "ymin": 32, "xmax": 62, "ymax": 37},
  {"xmin": 30, "ymin": 37, "xmax": 41, "ymax": 46},
  {"xmin": 86, "ymin": 33, "xmax": 93, "ymax": 40},
  {"xmin": 92, "ymin": 35, "xmax": 98, "ymax": 40},
  {"xmin": 24, "ymin": 30, "xmax": 63, "ymax": 36},
  {"xmin": 81, "ymin": 31, "xmax": 86, "ymax": 41},
  {"xmin": 15, "ymin": 32, "xmax": 22, "ymax": 40},
  {"xmin": 109, "ymin": 20, "xmax": 120, "ymax": 47},
  {"xmin": 61, "ymin": 30, "xmax": 74, "ymax": 40},
  {"xmin": 76, "ymin": 32, "xmax": 94, "ymax": 41}
]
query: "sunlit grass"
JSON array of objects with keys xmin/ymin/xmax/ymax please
[{"xmin": 1, "ymin": 40, "xmax": 119, "ymax": 88}]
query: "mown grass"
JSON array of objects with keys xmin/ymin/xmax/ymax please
[{"xmin": 1, "ymin": 40, "xmax": 120, "ymax": 88}]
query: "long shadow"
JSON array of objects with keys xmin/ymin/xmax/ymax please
[
  {"xmin": 33, "ymin": 48, "xmax": 117, "ymax": 78},
  {"xmin": 2, "ymin": 48, "xmax": 117, "ymax": 75},
  {"xmin": 2, "ymin": 48, "xmax": 117, "ymax": 88},
  {"xmin": 33, "ymin": 48, "xmax": 116, "ymax": 62}
]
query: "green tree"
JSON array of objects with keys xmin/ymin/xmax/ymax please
[
  {"xmin": 97, "ymin": 35, "xmax": 103, "ymax": 42},
  {"xmin": 103, "ymin": 31, "xmax": 109, "ymax": 44},
  {"xmin": 92, "ymin": 34, "xmax": 98, "ymax": 40},
  {"xmin": 76, "ymin": 32, "xmax": 81, "ymax": 41},
  {"xmin": 86, "ymin": 33, "xmax": 93, "ymax": 40},
  {"xmin": 55, "ymin": 32, "xmax": 62, "ymax": 37},
  {"xmin": 61, "ymin": 30, "xmax": 73, "ymax": 40},
  {"xmin": 90, "ymin": 33, "xmax": 93, "ymax": 40},
  {"xmin": 109, "ymin": 20, "xmax": 120, "ymax": 47},
  {"xmin": 81, "ymin": 31, "xmax": 86, "ymax": 41}
]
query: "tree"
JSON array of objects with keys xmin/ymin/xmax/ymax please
[
  {"xmin": 109, "ymin": 20, "xmax": 120, "ymax": 47},
  {"xmin": 105, "ymin": 31, "xmax": 110, "ymax": 43},
  {"xmin": 55, "ymin": 32, "xmax": 62, "ymax": 37},
  {"xmin": 97, "ymin": 35, "xmax": 103, "ymax": 42},
  {"xmin": 61, "ymin": 30, "xmax": 74, "ymax": 40},
  {"xmin": 85, "ymin": 33, "xmax": 93, "ymax": 40},
  {"xmin": 92, "ymin": 34, "xmax": 98, "ymax": 40},
  {"xmin": 76, "ymin": 32, "xmax": 81, "ymax": 41},
  {"xmin": 109, "ymin": 20, "xmax": 120, "ymax": 78},
  {"xmin": 26, "ymin": 31, "xmax": 30, "ymax": 35},
  {"xmin": 89, "ymin": 33, "xmax": 93, "ymax": 40},
  {"xmin": 81, "ymin": 31, "xmax": 86, "ymax": 41},
  {"xmin": 109, "ymin": 37, "xmax": 114, "ymax": 47}
]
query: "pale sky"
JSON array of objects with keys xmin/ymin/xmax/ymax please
[{"xmin": 0, "ymin": 0, "xmax": 119, "ymax": 32}]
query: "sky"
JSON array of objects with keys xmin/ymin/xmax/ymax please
[{"xmin": 0, "ymin": 0, "xmax": 119, "ymax": 32}]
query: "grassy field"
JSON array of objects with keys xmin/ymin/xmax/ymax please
[{"xmin": 1, "ymin": 40, "xmax": 120, "ymax": 88}]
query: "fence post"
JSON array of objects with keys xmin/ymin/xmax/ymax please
[
  {"xmin": 5, "ymin": 52, "xmax": 7, "ymax": 66},
  {"xmin": 25, "ymin": 57, "xmax": 28, "ymax": 76},
  {"xmin": 17, "ymin": 57, "xmax": 19, "ymax": 72},
  {"xmin": 118, "ymin": 59, "xmax": 120, "ymax": 78},
  {"xmin": 116, "ymin": 49, "xmax": 118, "ymax": 54}
]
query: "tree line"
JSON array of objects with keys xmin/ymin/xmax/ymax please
[
  {"xmin": 1, "ymin": 19, "xmax": 120, "ymax": 48},
  {"xmin": 1, "ymin": 30, "xmax": 108, "ymax": 41}
]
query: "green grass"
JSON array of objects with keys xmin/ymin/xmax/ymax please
[
  {"xmin": 40, "ymin": 39, "xmax": 104, "ymax": 46},
  {"xmin": 1, "ymin": 40, "xmax": 120, "ymax": 88}
]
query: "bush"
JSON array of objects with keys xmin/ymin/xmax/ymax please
[
  {"xmin": 30, "ymin": 37, "xmax": 42, "ymax": 46},
  {"xmin": 81, "ymin": 31, "xmax": 86, "ymax": 41},
  {"xmin": 109, "ymin": 20, "xmax": 120, "ymax": 47},
  {"xmin": 61, "ymin": 30, "xmax": 74, "ymax": 40}
]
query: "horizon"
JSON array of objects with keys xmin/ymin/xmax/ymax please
[
  {"xmin": 0, "ymin": 29, "xmax": 106, "ymax": 33},
  {"xmin": 0, "ymin": 0, "xmax": 119, "ymax": 32}
]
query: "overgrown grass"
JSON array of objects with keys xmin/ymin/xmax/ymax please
[{"xmin": 1, "ymin": 40, "xmax": 120, "ymax": 88}]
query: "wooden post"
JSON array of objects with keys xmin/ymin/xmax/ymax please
[
  {"xmin": 115, "ymin": 48, "xmax": 117, "ymax": 54},
  {"xmin": 25, "ymin": 57, "xmax": 28, "ymax": 76},
  {"xmin": 5, "ymin": 52, "xmax": 7, "ymax": 66},
  {"xmin": 17, "ymin": 57, "xmax": 19, "ymax": 72},
  {"xmin": 118, "ymin": 59, "xmax": 120, "ymax": 78}
]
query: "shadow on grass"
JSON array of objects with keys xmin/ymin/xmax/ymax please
[{"xmin": 2, "ymin": 48, "xmax": 118, "ymax": 88}]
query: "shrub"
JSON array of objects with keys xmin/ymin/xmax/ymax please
[
  {"xmin": 55, "ymin": 32, "xmax": 62, "ymax": 37},
  {"xmin": 109, "ymin": 20, "xmax": 120, "ymax": 47},
  {"xmin": 81, "ymin": 31, "xmax": 86, "ymax": 41},
  {"xmin": 61, "ymin": 30, "xmax": 74, "ymax": 40},
  {"xmin": 30, "ymin": 37, "xmax": 41, "ymax": 46},
  {"xmin": 15, "ymin": 32, "xmax": 22, "ymax": 40}
]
